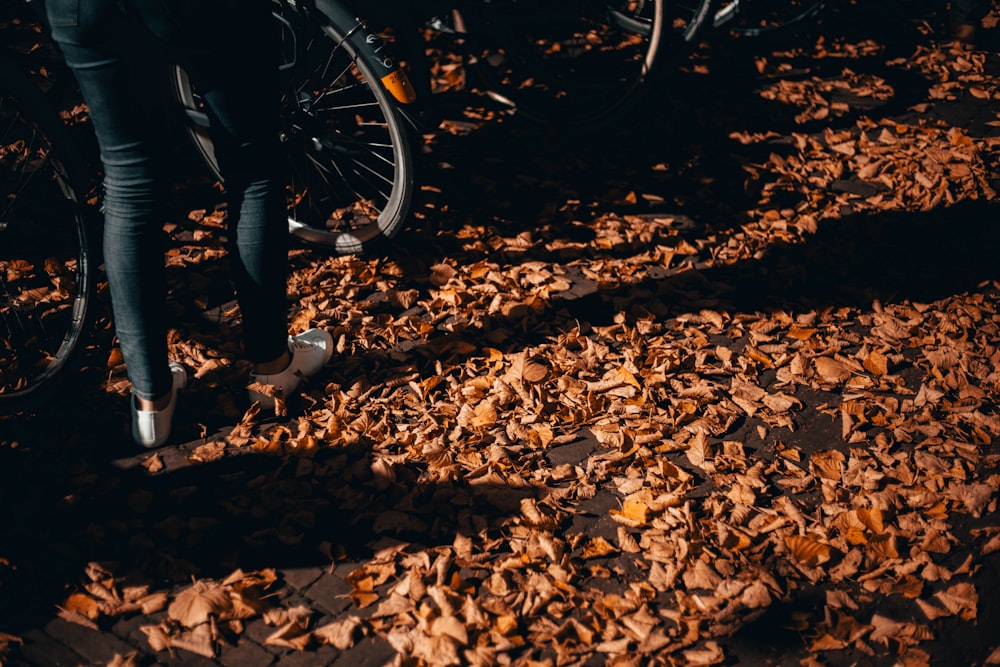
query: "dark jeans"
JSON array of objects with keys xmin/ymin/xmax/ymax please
[{"xmin": 45, "ymin": 0, "xmax": 289, "ymax": 400}]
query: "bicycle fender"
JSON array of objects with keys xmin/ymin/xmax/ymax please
[{"xmin": 312, "ymin": 0, "xmax": 416, "ymax": 104}]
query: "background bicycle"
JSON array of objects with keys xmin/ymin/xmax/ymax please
[
  {"xmin": 365, "ymin": 0, "xmax": 717, "ymax": 131},
  {"xmin": 0, "ymin": 45, "xmax": 95, "ymax": 403},
  {"xmin": 377, "ymin": 0, "xmax": 832, "ymax": 133}
]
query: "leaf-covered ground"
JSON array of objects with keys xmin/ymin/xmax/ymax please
[{"xmin": 2, "ymin": 1, "xmax": 1000, "ymax": 665}]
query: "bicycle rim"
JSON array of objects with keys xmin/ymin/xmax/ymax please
[
  {"xmin": 0, "ymin": 66, "xmax": 92, "ymax": 400},
  {"xmin": 285, "ymin": 6, "xmax": 415, "ymax": 254},
  {"xmin": 462, "ymin": 0, "xmax": 712, "ymax": 129},
  {"xmin": 172, "ymin": 0, "xmax": 415, "ymax": 256}
]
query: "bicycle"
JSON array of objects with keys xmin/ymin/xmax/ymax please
[
  {"xmin": 0, "ymin": 47, "xmax": 94, "ymax": 402},
  {"xmin": 484, "ymin": 0, "xmax": 831, "ymax": 126},
  {"xmin": 415, "ymin": 0, "xmax": 829, "ymax": 130}
]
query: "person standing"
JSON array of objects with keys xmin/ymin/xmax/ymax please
[{"xmin": 43, "ymin": 0, "xmax": 333, "ymax": 447}]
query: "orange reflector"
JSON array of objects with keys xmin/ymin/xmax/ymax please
[{"xmin": 381, "ymin": 70, "xmax": 417, "ymax": 104}]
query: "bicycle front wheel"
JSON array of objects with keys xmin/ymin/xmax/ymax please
[
  {"xmin": 173, "ymin": 0, "xmax": 416, "ymax": 255},
  {"xmin": 0, "ymin": 53, "xmax": 93, "ymax": 402},
  {"xmin": 460, "ymin": 0, "xmax": 714, "ymax": 129}
]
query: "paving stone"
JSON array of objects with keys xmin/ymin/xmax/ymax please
[
  {"xmin": 110, "ymin": 613, "xmax": 149, "ymax": 642},
  {"xmin": 568, "ymin": 487, "xmax": 620, "ymax": 539},
  {"xmin": 330, "ymin": 634, "xmax": 396, "ymax": 666},
  {"xmin": 271, "ymin": 645, "xmax": 339, "ymax": 666},
  {"xmin": 545, "ymin": 429, "xmax": 600, "ymax": 467},
  {"xmin": 279, "ymin": 566, "xmax": 324, "ymax": 592},
  {"xmin": 17, "ymin": 629, "xmax": 86, "ymax": 667},
  {"xmin": 218, "ymin": 637, "xmax": 275, "ymax": 667},
  {"xmin": 42, "ymin": 618, "xmax": 138, "ymax": 664},
  {"xmin": 302, "ymin": 573, "xmax": 352, "ymax": 616},
  {"xmin": 156, "ymin": 647, "xmax": 222, "ymax": 666},
  {"xmin": 115, "ymin": 611, "xmax": 167, "ymax": 655},
  {"xmin": 242, "ymin": 618, "xmax": 286, "ymax": 655}
]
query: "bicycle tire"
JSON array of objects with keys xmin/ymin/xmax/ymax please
[
  {"xmin": 712, "ymin": 0, "xmax": 827, "ymax": 37},
  {"xmin": 172, "ymin": 0, "xmax": 416, "ymax": 256},
  {"xmin": 0, "ymin": 51, "xmax": 93, "ymax": 402},
  {"xmin": 457, "ymin": 0, "xmax": 715, "ymax": 130}
]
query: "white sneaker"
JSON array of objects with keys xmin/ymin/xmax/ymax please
[
  {"xmin": 131, "ymin": 361, "xmax": 187, "ymax": 449},
  {"xmin": 249, "ymin": 328, "xmax": 333, "ymax": 409}
]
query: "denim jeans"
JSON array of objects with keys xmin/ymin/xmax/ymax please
[{"xmin": 45, "ymin": 0, "xmax": 289, "ymax": 400}]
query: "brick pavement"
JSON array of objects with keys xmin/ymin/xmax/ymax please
[{"xmin": 3, "ymin": 425, "xmax": 608, "ymax": 666}]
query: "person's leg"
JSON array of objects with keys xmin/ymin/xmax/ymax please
[
  {"xmin": 47, "ymin": 5, "xmax": 175, "ymax": 404},
  {"xmin": 175, "ymin": 9, "xmax": 332, "ymax": 408},
  {"xmin": 171, "ymin": 2, "xmax": 290, "ymax": 368}
]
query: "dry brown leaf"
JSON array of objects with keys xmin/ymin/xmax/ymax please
[
  {"xmin": 609, "ymin": 498, "xmax": 650, "ymax": 527},
  {"xmin": 188, "ymin": 440, "xmax": 226, "ymax": 463},
  {"xmin": 814, "ymin": 356, "xmax": 852, "ymax": 383},
  {"xmin": 429, "ymin": 262, "xmax": 457, "ymax": 286},
  {"xmin": 862, "ymin": 350, "xmax": 889, "ymax": 375},
  {"xmin": 168, "ymin": 580, "xmax": 233, "ymax": 627},
  {"xmin": 107, "ymin": 652, "xmax": 140, "ymax": 667},
  {"xmin": 470, "ymin": 401, "xmax": 498, "ymax": 428},
  {"xmin": 429, "ymin": 615, "xmax": 469, "ymax": 646},
  {"xmin": 166, "ymin": 622, "xmax": 217, "ymax": 658},
  {"xmin": 866, "ymin": 533, "xmax": 899, "ymax": 561},
  {"xmin": 617, "ymin": 526, "xmax": 641, "ymax": 553},
  {"xmin": 934, "ymin": 582, "xmax": 978, "ymax": 620},
  {"xmin": 810, "ymin": 633, "xmax": 848, "ymax": 651},
  {"xmin": 141, "ymin": 452, "xmax": 165, "ymax": 473},
  {"xmin": 506, "ymin": 353, "xmax": 548, "ymax": 383},
  {"xmin": 265, "ymin": 620, "xmax": 313, "ymax": 650},
  {"xmin": 786, "ymin": 535, "xmax": 833, "ymax": 567},
  {"xmin": 56, "ymin": 606, "xmax": 99, "ymax": 630},
  {"xmin": 63, "ymin": 592, "xmax": 101, "ymax": 620},
  {"xmin": 139, "ymin": 624, "xmax": 172, "ymax": 652},
  {"xmin": 314, "ymin": 616, "xmax": 364, "ymax": 649},
  {"xmin": 581, "ymin": 536, "xmax": 619, "ymax": 559},
  {"xmin": 682, "ymin": 641, "xmax": 725, "ymax": 665},
  {"xmin": 810, "ymin": 450, "xmax": 846, "ymax": 481}
]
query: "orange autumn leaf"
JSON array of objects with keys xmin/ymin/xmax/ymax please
[
  {"xmin": 581, "ymin": 536, "xmax": 619, "ymax": 559},
  {"xmin": 810, "ymin": 449, "xmax": 846, "ymax": 481},
  {"xmin": 786, "ymin": 535, "xmax": 834, "ymax": 567},
  {"xmin": 814, "ymin": 356, "xmax": 852, "ymax": 383},
  {"xmin": 609, "ymin": 498, "xmax": 650, "ymax": 527},
  {"xmin": 470, "ymin": 401, "xmax": 498, "ymax": 428},
  {"xmin": 63, "ymin": 592, "xmax": 101, "ymax": 620}
]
